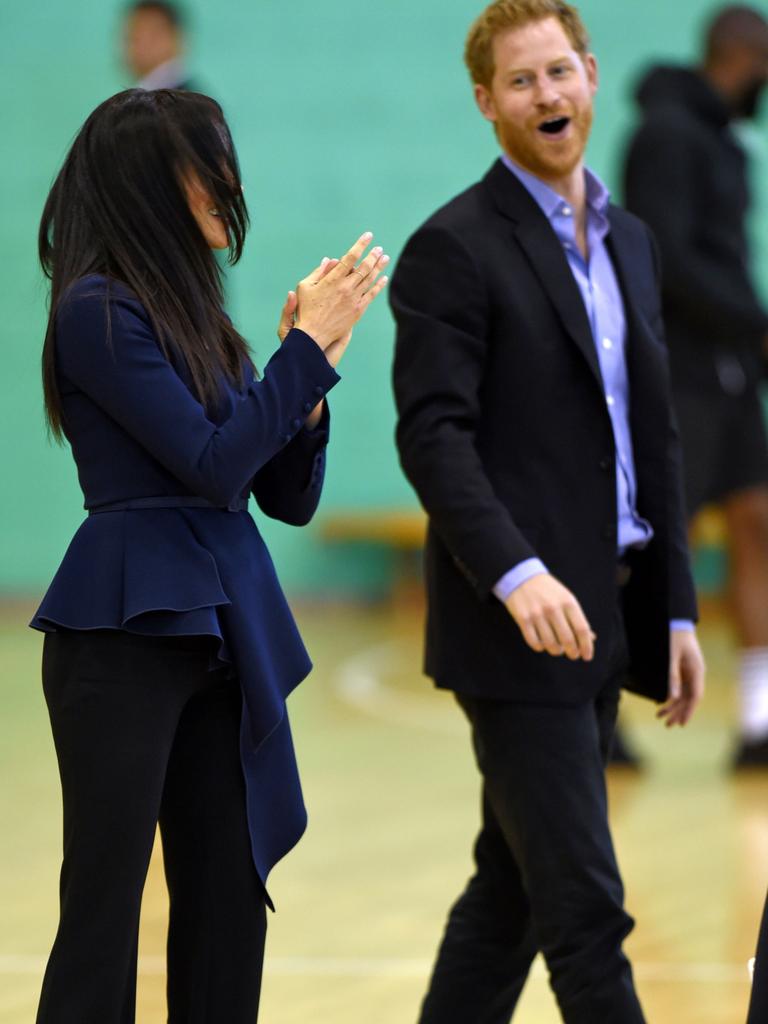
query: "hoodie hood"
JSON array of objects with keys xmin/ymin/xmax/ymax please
[{"xmin": 634, "ymin": 65, "xmax": 731, "ymax": 128}]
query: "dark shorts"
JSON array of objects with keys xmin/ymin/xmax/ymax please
[{"xmin": 674, "ymin": 387, "xmax": 768, "ymax": 518}]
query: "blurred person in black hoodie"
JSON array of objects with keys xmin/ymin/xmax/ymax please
[{"xmin": 624, "ymin": 5, "xmax": 768, "ymax": 768}]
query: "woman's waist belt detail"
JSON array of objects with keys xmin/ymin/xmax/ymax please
[{"xmin": 87, "ymin": 496, "xmax": 249, "ymax": 515}]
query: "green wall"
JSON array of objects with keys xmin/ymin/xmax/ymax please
[{"xmin": 2, "ymin": 0, "xmax": 767, "ymax": 597}]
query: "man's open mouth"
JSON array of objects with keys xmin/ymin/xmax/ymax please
[{"xmin": 538, "ymin": 116, "xmax": 571, "ymax": 135}]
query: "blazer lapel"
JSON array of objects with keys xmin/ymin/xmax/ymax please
[
  {"xmin": 483, "ymin": 160, "xmax": 602, "ymax": 388},
  {"xmin": 606, "ymin": 209, "xmax": 669, "ymax": 449},
  {"xmin": 605, "ymin": 207, "xmax": 644, "ymax": 330}
]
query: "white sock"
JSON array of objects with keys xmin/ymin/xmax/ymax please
[{"xmin": 739, "ymin": 647, "xmax": 768, "ymax": 741}]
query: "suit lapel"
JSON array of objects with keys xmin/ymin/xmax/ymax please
[
  {"xmin": 484, "ymin": 160, "xmax": 602, "ymax": 388},
  {"xmin": 605, "ymin": 207, "xmax": 644, "ymax": 334},
  {"xmin": 606, "ymin": 208, "xmax": 669, "ymax": 459},
  {"xmin": 606, "ymin": 210, "xmax": 667, "ymax": 409}
]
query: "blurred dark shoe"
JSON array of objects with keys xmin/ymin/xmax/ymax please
[
  {"xmin": 608, "ymin": 727, "xmax": 644, "ymax": 770},
  {"xmin": 731, "ymin": 736, "xmax": 768, "ymax": 770}
]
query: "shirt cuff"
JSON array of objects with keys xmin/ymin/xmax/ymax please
[
  {"xmin": 493, "ymin": 559, "xmax": 549, "ymax": 604},
  {"xmin": 670, "ymin": 619, "xmax": 695, "ymax": 633}
]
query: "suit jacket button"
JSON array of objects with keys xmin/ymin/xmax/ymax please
[
  {"xmin": 292, "ymin": 418, "xmax": 302, "ymax": 429},
  {"xmin": 282, "ymin": 433, "xmax": 292, "ymax": 444},
  {"xmin": 303, "ymin": 402, "xmax": 313, "ymax": 413},
  {"xmin": 599, "ymin": 456, "xmax": 612, "ymax": 471},
  {"xmin": 603, "ymin": 524, "xmax": 617, "ymax": 541}
]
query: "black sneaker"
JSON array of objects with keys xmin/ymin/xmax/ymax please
[
  {"xmin": 608, "ymin": 726, "xmax": 644, "ymax": 770},
  {"xmin": 731, "ymin": 736, "xmax": 768, "ymax": 769}
]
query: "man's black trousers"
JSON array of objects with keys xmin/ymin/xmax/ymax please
[
  {"xmin": 418, "ymin": 612, "xmax": 647, "ymax": 1024},
  {"xmin": 36, "ymin": 629, "xmax": 267, "ymax": 1024}
]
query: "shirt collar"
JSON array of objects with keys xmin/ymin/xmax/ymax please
[
  {"xmin": 500, "ymin": 153, "xmax": 610, "ymax": 224},
  {"xmin": 137, "ymin": 58, "xmax": 186, "ymax": 91}
]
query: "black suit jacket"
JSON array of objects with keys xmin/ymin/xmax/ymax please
[{"xmin": 391, "ymin": 159, "xmax": 697, "ymax": 705}]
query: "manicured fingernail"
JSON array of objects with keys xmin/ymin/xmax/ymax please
[
  {"xmin": 321, "ymin": 257, "xmax": 329, "ymax": 265},
  {"xmin": 362, "ymin": 231, "xmax": 373, "ymax": 240},
  {"xmin": 372, "ymin": 246, "xmax": 383, "ymax": 255},
  {"xmin": 380, "ymin": 254, "xmax": 390, "ymax": 264},
  {"xmin": 381, "ymin": 276, "xmax": 389, "ymax": 284}
]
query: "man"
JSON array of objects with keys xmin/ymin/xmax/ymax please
[
  {"xmin": 122, "ymin": 0, "xmax": 194, "ymax": 91},
  {"xmin": 390, "ymin": 2, "xmax": 705, "ymax": 1021},
  {"xmin": 624, "ymin": 5, "xmax": 768, "ymax": 768}
]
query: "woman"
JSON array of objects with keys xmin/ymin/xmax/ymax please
[{"xmin": 32, "ymin": 87, "xmax": 388, "ymax": 1023}]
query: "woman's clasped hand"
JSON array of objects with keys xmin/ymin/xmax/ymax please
[{"xmin": 277, "ymin": 232, "xmax": 390, "ymax": 368}]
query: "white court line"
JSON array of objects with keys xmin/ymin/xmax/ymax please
[
  {"xmin": 0, "ymin": 954, "xmax": 752, "ymax": 982},
  {"xmin": 333, "ymin": 640, "xmax": 464, "ymax": 735}
]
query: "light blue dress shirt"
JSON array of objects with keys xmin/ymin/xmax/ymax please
[{"xmin": 493, "ymin": 156, "xmax": 693, "ymax": 632}]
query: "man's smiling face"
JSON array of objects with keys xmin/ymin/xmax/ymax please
[{"xmin": 474, "ymin": 16, "xmax": 598, "ymax": 184}]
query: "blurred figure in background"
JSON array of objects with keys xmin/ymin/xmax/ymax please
[
  {"xmin": 122, "ymin": 0, "xmax": 193, "ymax": 91},
  {"xmin": 624, "ymin": 5, "xmax": 768, "ymax": 768}
]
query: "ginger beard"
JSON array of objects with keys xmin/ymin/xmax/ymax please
[{"xmin": 497, "ymin": 99, "xmax": 593, "ymax": 182}]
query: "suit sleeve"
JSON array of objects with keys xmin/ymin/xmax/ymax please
[
  {"xmin": 624, "ymin": 121, "xmax": 768, "ymax": 345},
  {"xmin": 56, "ymin": 288, "xmax": 340, "ymax": 508},
  {"xmin": 250, "ymin": 401, "xmax": 330, "ymax": 526},
  {"xmin": 391, "ymin": 225, "xmax": 539, "ymax": 599},
  {"xmin": 646, "ymin": 226, "xmax": 699, "ymax": 622}
]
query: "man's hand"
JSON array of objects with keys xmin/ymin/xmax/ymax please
[
  {"xmin": 656, "ymin": 629, "xmax": 705, "ymax": 727},
  {"xmin": 504, "ymin": 574, "xmax": 595, "ymax": 661}
]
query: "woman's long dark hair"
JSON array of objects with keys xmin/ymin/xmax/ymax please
[{"xmin": 40, "ymin": 88, "xmax": 253, "ymax": 439}]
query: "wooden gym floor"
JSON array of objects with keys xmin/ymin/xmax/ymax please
[{"xmin": 1, "ymin": 597, "xmax": 765, "ymax": 1023}]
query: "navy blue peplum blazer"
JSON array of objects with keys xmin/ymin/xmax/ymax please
[{"xmin": 31, "ymin": 275, "xmax": 341, "ymax": 900}]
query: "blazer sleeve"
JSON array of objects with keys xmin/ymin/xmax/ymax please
[
  {"xmin": 646, "ymin": 226, "xmax": 699, "ymax": 622},
  {"xmin": 250, "ymin": 401, "xmax": 330, "ymax": 526},
  {"xmin": 391, "ymin": 224, "xmax": 539, "ymax": 599},
  {"xmin": 624, "ymin": 120, "xmax": 768, "ymax": 345},
  {"xmin": 55, "ymin": 287, "xmax": 340, "ymax": 508}
]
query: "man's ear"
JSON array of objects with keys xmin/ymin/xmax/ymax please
[
  {"xmin": 474, "ymin": 83, "xmax": 498, "ymax": 124},
  {"xmin": 585, "ymin": 53, "xmax": 599, "ymax": 98}
]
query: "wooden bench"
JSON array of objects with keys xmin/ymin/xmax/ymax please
[
  {"xmin": 690, "ymin": 505, "xmax": 726, "ymax": 547},
  {"xmin": 321, "ymin": 509, "xmax": 426, "ymax": 602},
  {"xmin": 322, "ymin": 509, "xmax": 426, "ymax": 549},
  {"xmin": 322, "ymin": 505, "xmax": 726, "ymax": 547},
  {"xmin": 321, "ymin": 505, "xmax": 727, "ymax": 598}
]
